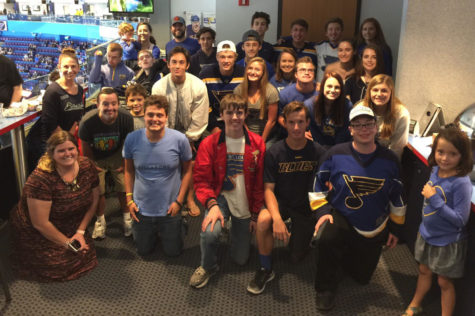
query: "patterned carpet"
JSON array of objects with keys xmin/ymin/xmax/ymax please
[{"xmin": 0, "ymin": 203, "xmax": 443, "ymax": 316}]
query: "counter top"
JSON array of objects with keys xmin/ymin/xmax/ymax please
[{"xmin": 0, "ymin": 110, "xmax": 41, "ymax": 136}]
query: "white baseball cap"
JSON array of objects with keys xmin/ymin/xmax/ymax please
[
  {"xmin": 349, "ymin": 104, "xmax": 375, "ymax": 121},
  {"xmin": 217, "ymin": 40, "xmax": 236, "ymax": 53}
]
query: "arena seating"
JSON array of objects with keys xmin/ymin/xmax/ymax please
[{"xmin": 0, "ymin": 35, "xmax": 104, "ymax": 88}]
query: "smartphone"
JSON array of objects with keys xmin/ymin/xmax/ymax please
[{"xmin": 68, "ymin": 239, "xmax": 81, "ymax": 252}]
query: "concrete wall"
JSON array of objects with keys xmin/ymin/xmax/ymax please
[
  {"xmin": 147, "ymin": 0, "xmax": 171, "ymax": 49},
  {"xmin": 359, "ymin": 0, "xmax": 404, "ymax": 76},
  {"xmin": 170, "ymin": 0, "xmax": 215, "ymax": 17},
  {"xmin": 395, "ymin": 0, "xmax": 475, "ymax": 123},
  {"xmin": 216, "ymin": 0, "xmax": 279, "ymax": 44}
]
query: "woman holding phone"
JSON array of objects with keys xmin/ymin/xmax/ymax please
[{"xmin": 10, "ymin": 131, "xmax": 100, "ymax": 281}]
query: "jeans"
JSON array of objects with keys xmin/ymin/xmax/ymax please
[
  {"xmin": 200, "ymin": 195, "xmax": 251, "ymax": 270},
  {"xmin": 133, "ymin": 212, "xmax": 183, "ymax": 257}
]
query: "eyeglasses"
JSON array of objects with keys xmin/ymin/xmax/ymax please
[{"xmin": 350, "ymin": 122, "xmax": 376, "ymax": 130}]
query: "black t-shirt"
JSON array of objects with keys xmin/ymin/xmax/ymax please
[
  {"xmin": 189, "ymin": 48, "xmax": 217, "ymax": 77},
  {"xmin": 41, "ymin": 82, "xmax": 84, "ymax": 141},
  {"xmin": 78, "ymin": 108, "xmax": 133, "ymax": 160},
  {"xmin": 344, "ymin": 75, "xmax": 367, "ymax": 105},
  {"xmin": 0, "ymin": 55, "xmax": 23, "ymax": 106},
  {"xmin": 135, "ymin": 59, "xmax": 168, "ymax": 94},
  {"xmin": 264, "ymin": 139, "xmax": 325, "ymax": 212}
]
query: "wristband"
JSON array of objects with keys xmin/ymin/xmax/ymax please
[
  {"xmin": 76, "ymin": 229, "xmax": 85, "ymax": 235},
  {"xmin": 175, "ymin": 200, "xmax": 183, "ymax": 208},
  {"xmin": 208, "ymin": 203, "xmax": 218, "ymax": 210},
  {"xmin": 207, "ymin": 199, "xmax": 217, "ymax": 209},
  {"xmin": 127, "ymin": 200, "xmax": 135, "ymax": 206},
  {"xmin": 126, "ymin": 193, "xmax": 133, "ymax": 197}
]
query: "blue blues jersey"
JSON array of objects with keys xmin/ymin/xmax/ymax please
[{"xmin": 310, "ymin": 142, "xmax": 406, "ymax": 237}]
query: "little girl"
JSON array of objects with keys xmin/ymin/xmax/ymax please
[{"xmin": 403, "ymin": 125, "xmax": 473, "ymax": 316}]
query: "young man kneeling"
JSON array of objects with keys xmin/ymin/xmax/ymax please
[
  {"xmin": 247, "ymin": 101, "xmax": 325, "ymax": 294},
  {"xmin": 190, "ymin": 94, "xmax": 266, "ymax": 288}
]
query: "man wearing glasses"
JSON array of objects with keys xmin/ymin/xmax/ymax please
[
  {"xmin": 79, "ymin": 88, "xmax": 134, "ymax": 240},
  {"xmin": 277, "ymin": 56, "xmax": 318, "ymax": 129},
  {"xmin": 309, "ymin": 104, "xmax": 406, "ymax": 311}
]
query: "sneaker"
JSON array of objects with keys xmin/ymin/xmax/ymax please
[
  {"xmin": 123, "ymin": 217, "xmax": 133, "ymax": 237},
  {"xmin": 247, "ymin": 267, "xmax": 275, "ymax": 295},
  {"xmin": 92, "ymin": 220, "xmax": 106, "ymax": 240},
  {"xmin": 190, "ymin": 266, "xmax": 218, "ymax": 288},
  {"xmin": 315, "ymin": 290, "xmax": 336, "ymax": 311}
]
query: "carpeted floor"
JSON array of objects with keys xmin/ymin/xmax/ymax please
[{"xmin": 0, "ymin": 207, "xmax": 443, "ymax": 316}]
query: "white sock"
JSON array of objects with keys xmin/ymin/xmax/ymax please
[{"xmin": 97, "ymin": 214, "xmax": 106, "ymax": 225}]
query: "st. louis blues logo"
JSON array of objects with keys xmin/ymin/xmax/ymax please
[
  {"xmin": 223, "ymin": 153, "xmax": 244, "ymax": 191},
  {"xmin": 343, "ymin": 175, "xmax": 385, "ymax": 209}
]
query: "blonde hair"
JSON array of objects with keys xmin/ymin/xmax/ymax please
[
  {"xmin": 37, "ymin": 130, "xmax": 78, "ymax": 172},
  {"xmin": 239, "ymin": 57, "xmax": 269, "ymax": 120},
  {"xmin": 362, "ymin": 74, "xmax": 403, "ymax": 139},
  {"xmin": 107, "ymin": 42, "xmax": 123, "ymax": 57},
  {"xmin": 118, "ymin": 22, "xmax": 134, "ymax": 36}
]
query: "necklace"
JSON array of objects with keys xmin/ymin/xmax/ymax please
[
  {"xmin": 57, "ymin": 163, "xmax": 80, "ymax": 191},
  {"xmin": 62, "ymin": 177, "xmax": 81, "ymax": 192}
]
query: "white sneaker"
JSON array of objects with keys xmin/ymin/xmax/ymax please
[
  {"xmin": 190, "ymin": 266, "xmax": 218, "ymax": 289},
  {"xmin": 123, "ymin": 217, "xmax": 133, "ymax": 237},
  {"xmin": 92, "ymin": 219, "xmax": 106, "ymax": 239}
]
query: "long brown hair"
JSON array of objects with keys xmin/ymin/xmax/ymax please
[
  {"xmin": 362, "ymin": 74, "xmax": 403, "ymax": 139},
  {"xmin": 239, "ymin": 57, "xmax": 269, "ymax": 120},
  {"xmin": 37, "ymin": 130, "xmax": 78, "ymax": 172},
  {"xmin": 354, "ymin": 44, "xmax": 384, "ymax": 78},
  {"xmin": 275, "ymin": 47, "xmax": 297, "ymax": 82},
  {"xmin": 313, "ymin": 72, "xmax": 346, "ymax": 126},
  {"xmin": 357, "ymin": 17, "xmax": 389, "ymax": 48}
]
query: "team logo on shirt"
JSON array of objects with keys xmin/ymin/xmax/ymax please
[
  {"xmin": 222, "ymin": 152, "xmax": 244, "ymax": 191},
  {"xmin": 343, "ymin": 175, "xmax": 385, "ymax": 209}
]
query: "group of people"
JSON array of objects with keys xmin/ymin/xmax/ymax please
[{"xmin": 6, "ymin": 11, "xmax": 473, "ymax": 316}]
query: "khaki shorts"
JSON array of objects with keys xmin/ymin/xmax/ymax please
[{"xmin": 95, "ymin": 150, "xmax": 125, "ymax": 195}]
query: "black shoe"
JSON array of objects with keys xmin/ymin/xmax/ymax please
[
  {"xmin": 247, "ymin": 267, "xmax": 275, "ymax": 295},
  {"xmin": 315, "ymin": 290, "xmax": 336, "ymax": 311}
]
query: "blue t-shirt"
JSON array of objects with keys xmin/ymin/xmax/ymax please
[
  {"xmin": 278, "ymin": 83, "xmax": 318, "ymax": 115},
  {"xmin": 122, "ymin": 128, "xmax": 192, "ymax": 217},
  {"xmin": 165, "ymin": 38, "xmax": 200, "ymax": 59},
  {"xmin": 269, "ymin": 75, "xmax": 293, "ymax": 93}
]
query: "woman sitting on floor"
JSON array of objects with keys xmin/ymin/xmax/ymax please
[{"xmin": 10, "ymin": 130, "xmax": 100, "ymax": 281}]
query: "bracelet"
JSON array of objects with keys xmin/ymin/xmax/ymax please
[
  {"xmin": 207, "ymin": 199, "xmax": 217, "ymax": 209},
  {"xmin": 76, "ymin": 229, "xmax": 85, "ymax": 235},
  {"xmin": 175, "ymin": 200, "xmax": 183, "ymax": 208},
  {"xmin": 127, "ymin": 200, "xmax": 135, "ymax": 206},
  {"xmin": 126, "ymin": 192, "xmax": 133, "ymax": 197},
  {"xmin": 208, "ymin": 203, "xmax": 218, "ymax": 210}
]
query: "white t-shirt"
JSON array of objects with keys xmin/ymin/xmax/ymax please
[{"xmin": 221, "ymin": 136, "xmax": 250, "ymax": 219}]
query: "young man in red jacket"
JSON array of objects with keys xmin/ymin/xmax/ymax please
[{"xmin": 190, "ymin": 94, "xmax": 266, "ymax": 289}]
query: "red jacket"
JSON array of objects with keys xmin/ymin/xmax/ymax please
[{"xmin": 194, "ymin": 129, "xmax": 265, "ymax": 221}]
